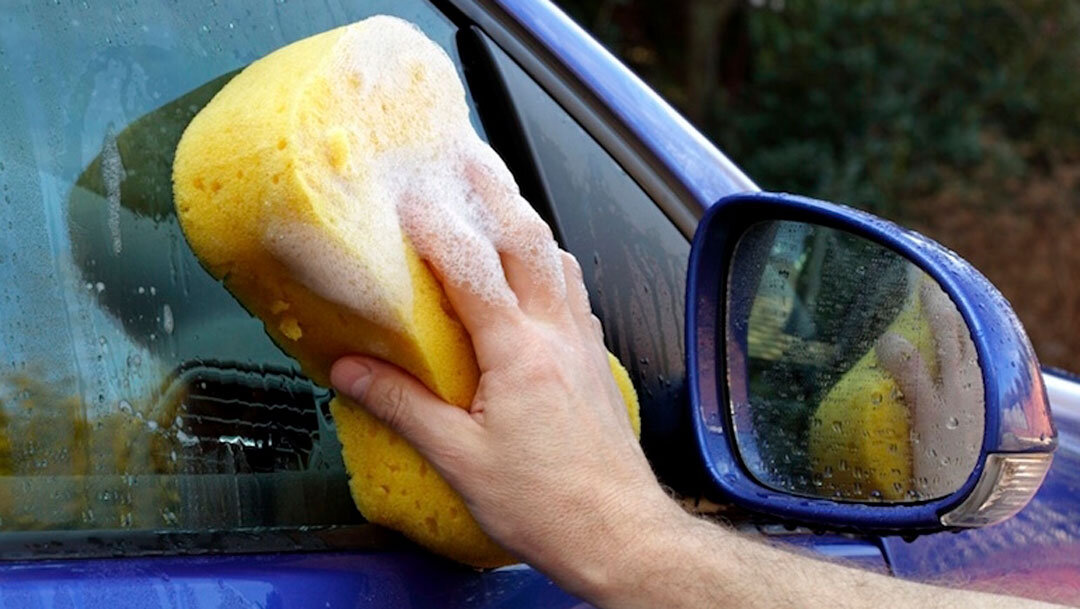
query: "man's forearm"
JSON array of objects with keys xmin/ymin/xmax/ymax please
[{"xmin": 587, "ymin": 504, "xmax": 1063, "ymax": 609}]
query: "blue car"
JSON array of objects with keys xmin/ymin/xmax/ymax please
[{"xmin": 0, "ymin": 0, "xmax": 1076, "ymax": 606}]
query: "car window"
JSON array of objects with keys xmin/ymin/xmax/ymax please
[{"xmin": 0, "ymin": 0, "xmax": 485, "ymax": 552}]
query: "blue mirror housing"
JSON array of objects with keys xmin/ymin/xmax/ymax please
[{"xmin": 686, "ymin": 192, "xmax": 1056, "ymax": 532}]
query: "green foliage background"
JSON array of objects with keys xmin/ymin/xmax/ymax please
[{"xmin": 560, "ymin": 0, "xmax": 1080, "ymax": 368}]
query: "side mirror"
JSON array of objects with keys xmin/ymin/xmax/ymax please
[{"xmin": 687, "ymin": 192, "xmax": 1056, "ymax": 532}]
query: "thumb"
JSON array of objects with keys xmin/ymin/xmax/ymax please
[
  {"xmin": 330, "ymin": 356, "xmax": 478, "ymax": 457},
  {"xmin": 875, "ymin": 332, "xmax": 937, "ymax": 413}
]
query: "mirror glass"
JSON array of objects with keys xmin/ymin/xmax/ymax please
[{"xmin": 726, "ymin": 221, "xmax": 985, "ymax": 503}]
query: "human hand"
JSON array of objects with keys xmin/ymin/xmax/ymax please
[
  {"xmin": 329, "ymin": 172, "xmax": 680, "ymax": 596},
  {"xmin": 875, "ymin": 280, "xmax": 984, "ymax": 497}
]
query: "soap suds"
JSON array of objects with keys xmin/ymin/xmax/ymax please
[
  {"xmin": 265, "ymin": 15, "xmax": 564, "ymax": 329},
  {"xmin": 265, "ymin": 216, "xmax": 410, "ymax": 331}
]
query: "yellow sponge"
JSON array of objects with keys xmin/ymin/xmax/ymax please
[{"xmin": 173, "ymin": 16, "xmax": 639, "ymax": 567}]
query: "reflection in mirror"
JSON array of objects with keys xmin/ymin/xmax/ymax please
[{"xmin": 726, "ymin": 221, "xmax": 985, "ymax": 503}]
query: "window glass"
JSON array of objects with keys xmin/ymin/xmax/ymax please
[{"xmin": 0, "ymin": 0, "xmax": 481, "ymax": 540}]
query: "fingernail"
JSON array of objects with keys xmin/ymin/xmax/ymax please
[{"xmin": 332, "ymin": 359, "xmax": 372, "ymax": 399}]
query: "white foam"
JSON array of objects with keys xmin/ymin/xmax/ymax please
[{"xmin": 265, "ymin": 16, "xmax": 563, "ymax": 329}]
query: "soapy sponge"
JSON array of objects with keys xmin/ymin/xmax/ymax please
[{"xmin": 173, "ymin": 16, "xmax": 640, "ymax": 567}]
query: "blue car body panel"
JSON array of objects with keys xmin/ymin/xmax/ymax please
[
  {"xmin": 0, "ymin": 539, "xmax": 892, "ymax": 609},
  {"xmin": 1, "ymin": 0, "xmax": 1077, "ymax": 606},
  {"xmin": 0, "ymin": 553, "xmax": 579, "ymax": 608}
]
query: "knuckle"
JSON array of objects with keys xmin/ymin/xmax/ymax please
[
  {"xmin": 371, "ymin": 380, "xmax": 410, "ymax": 430},
  {"xmin": 429, "ymin": 441, "xmax": 469, "ymax": 468},
  {"xmin": 519, "ymin": 217, "xmax": 554, "ymax": 244}
]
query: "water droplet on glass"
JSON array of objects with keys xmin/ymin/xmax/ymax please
[
  {"xmin": 162, "ymin": 304, "xmax": 174, "ymax": 334},
  {"xmin": 946, "ymin": 416, "xmax": 959, "ymax": 430}
]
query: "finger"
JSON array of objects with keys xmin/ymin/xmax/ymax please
[
  {"xmin": 399, "ymin": 192, "xmax": 522, "ymax": 347},
  {"xmin": 561, "ymin": 251, "xmax": 596, "ymax": 332},
  {"xmin": 919, "ymin": 281, "xmax": 963, "ymax": 388},
  {"xmin": 876, "ymin": 333, "xmax": 946, "ymax": 487},
  {"xmin": 464, "ymin": 160, "xmax": 566, "ymax": 314},
  {"xmin": 590, "ymin": 315, "xmax": 606, "ymax": 345},
  {"xmin": 876, "ymin": 333, "xmax": 937, "ymax": 420},
  {"xmin": 498, "ymin": 220, "xmax": 565, "ymax": 315},
  {"xmin": 499, "ymin": 239, "xmax": 566, "ymax": 316},
  {"xmin": 331, "ymin": 356, "xmax": 481, "ymax": 461}
]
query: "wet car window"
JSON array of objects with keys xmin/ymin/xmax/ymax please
[{"xmin": 0, "ymin": 0, "xmax": 484, "ymax": 545}]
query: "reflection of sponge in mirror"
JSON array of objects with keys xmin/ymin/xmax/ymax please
[
  {"xmin": 809, "ymin": 286, "xmax": 935, "ymax": 501},
  {"xmin": 172, "ymin": 16, "xmax": 639, "ymax": 567}
]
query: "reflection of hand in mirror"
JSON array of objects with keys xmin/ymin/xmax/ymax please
[{"xmin": 876, "ymin": 280, "xmax": 984, "ymax": 498}]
